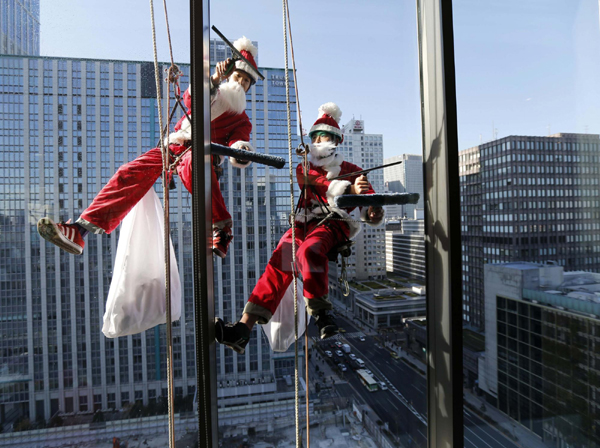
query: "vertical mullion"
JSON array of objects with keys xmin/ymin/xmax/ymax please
[
  {"xmin": 190, "ymin": 0, "xmax": 218, "ymax": 447},
  {"xmin": 417, "ymin": 0, "xmax": 464, "ymax": 446}
]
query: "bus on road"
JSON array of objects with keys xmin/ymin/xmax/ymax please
[{"xmin": 357, "ymin": 369, "xmax": 378, "ymax": 392}]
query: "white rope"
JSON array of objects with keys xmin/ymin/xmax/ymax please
[
  {"xmin": 148, "ymin": 1, "xmax": 175, "ymax": 447},
  {"xmin": 281, "ymin": 0, "xmax": 301, "ymax": 446},
  {"xmin": 282, "ymin": 4, "xmax": 311, "ymax": 442}
]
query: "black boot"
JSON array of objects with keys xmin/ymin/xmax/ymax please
[
  {"xmin": 314, "ymin": 310, "xmax": 339, "ymax": 340},
  {"xmin": 215, "ymin": 318, "xmax": 251, "ymax": 354}
]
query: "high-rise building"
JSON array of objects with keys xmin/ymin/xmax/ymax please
[
  {"xmin": 459, "ymin": 133, "xmax": 600, "ymax": 329},
  {"xmin": 385, "ymin": 213, "xmax": 425, "ymax": 281},
  {"xmin": 481, "ymin": 262, "xmax": 600, "ymax": 447},
  {"xmin": 383, "ymin": 154, "xmax": 424, "ymax": 220},
  {"xmin": 336, "ymin": 118, "xmax": 386, "ymax": 281},
  {"xmin": 0, "ymin": 54, "xmax": 298, "ymax": 425},
  {"xmin": 0, "ymin": 0, "xmax": 40, "ymax": 55}
]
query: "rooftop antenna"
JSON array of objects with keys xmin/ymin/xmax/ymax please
[
  {"xmin": 547, "ymin": 124, "xmax": 551, "ymax": 136},
  {"xmin": 479, "ymin": 134, "xmax": 483, "ymax": 144},
  {"xmin": 492, "ymin": 121, "xmax": 498, "ymax": 140}
]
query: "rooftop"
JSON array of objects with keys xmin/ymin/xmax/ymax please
[{"xmin": 492, "ymin": 262, "xmax": 600, "ymax": 318}]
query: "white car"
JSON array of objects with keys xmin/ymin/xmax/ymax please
[
  {"xmin": 335, "ymin": 350, "xmax": 344, "ymax": 357},
  {"xmin": 338, "ymin": 363, "xmax": 347, "ymax": 372},
  {"xmin": 335, "ymin": 341, "xmax": 343, "ymax": 348},
  {"xmin": 359, "ymin": 336, "xmax": 366, "ymax": 342},
  {"xmin": 379, "ymin": 382, "xmax": 388, "ymax": 390},
  {"xmin": 349, "ymin": 354, "xmax": 357, "ymax": 361},
  {"xmin": 324, "ymin": 350, "xmax": 332, "ymax": 357}
]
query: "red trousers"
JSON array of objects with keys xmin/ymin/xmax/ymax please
[
  {"xmin": 80, "ymin": 146, "xmax": 231, "ymax": 234},
  {"xmin": 247, "ymin": 221, "xmax": 350, "ymax": 315}
]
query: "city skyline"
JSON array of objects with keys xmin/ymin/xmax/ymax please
[
  {"xmin": 0, "ymin": 50, "xmax": 303, "ymax": 427},
  {"xmin": 2, "ymin": 1, "xmax": 600, "ymax": 447},
  {"xmin": 460, "ymin": 132, "xmax": 600, "ymax": 329}
]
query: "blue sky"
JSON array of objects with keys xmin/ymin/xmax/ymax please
[{"xmin": 41, "ymin": 0, "xmax": 599, "ymax": 158}]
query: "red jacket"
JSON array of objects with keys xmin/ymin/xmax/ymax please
[
  {"xmin": 173, "ymin": 87, "xmax": 252, "ymax": 147},
  {"xmin": 210, "ymin": 110, "xmax": 252, "ymax": 147},
  {"xmin": 296, "ymin": 161, "xmax": 377, "ymax": 238}
]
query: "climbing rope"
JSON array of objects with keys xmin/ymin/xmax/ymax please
[
  {"xmin": 148, "ymin": 0, "xmax": 176, "ymax": 446},
  {"xmin": 282, "ymin": 1, "xmax": 313, "ymax": 444},
  {"xmin": 281, "ymin": 1, "xmax": 301, "ymax": 446},
  {"xmin": 284, "ymin": 2, "xmax": 308, "ymax": 156}
]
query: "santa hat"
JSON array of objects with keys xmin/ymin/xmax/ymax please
[
  {"xmin": 309, "ymin": 103, "xmax": 343, "ymax": 143},
  {"xmin": 233, "ymin": 36, "xmax": 259, "ymax": 84}
]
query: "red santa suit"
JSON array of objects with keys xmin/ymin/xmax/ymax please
[
  {"xmin": 245, "ymin": 140, "xmax": 382, "ymax": 322},
  {"xmin": 76, "ymin": 81, "xmax": 253, "ymax": 235}
]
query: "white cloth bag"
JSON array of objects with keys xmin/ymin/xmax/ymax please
[
  {"xmin": 102, "ymin": 188, "xmax": 181, "ymax": 338},
  {"xmin": 262, "ymin": 280, "xmax": 307, "ymax": 352}
]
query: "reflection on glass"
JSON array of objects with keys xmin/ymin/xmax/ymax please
[
  {"xmin": 212, "ymin": 2, "xmax": 428, "ymax": 446},
  {"xmin": 0, "ymin": 2, "xmax": 197, "ymax": 446},
  {"xmin": 456, "ymin": 2, "xmax": 600, "ymax": 447},
  {"xmin": 0, "ymin": 1, "xmax": 437, "ymax": 446}
]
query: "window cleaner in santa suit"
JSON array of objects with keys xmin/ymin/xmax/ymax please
[
  {"xmin": 215, "ymin": 103, "xmax": 385, "ymax": 353},
  {"xmin": 37, "ymin": 37, "xmax": 258, "ymax": 259}
]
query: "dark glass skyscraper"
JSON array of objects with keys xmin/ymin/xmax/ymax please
[{"xmin": 460, "ymin": 133, "xmax": 600, "ymax": 329}]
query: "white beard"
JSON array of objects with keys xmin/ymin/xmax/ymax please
[
  {"xmin": 217, "ymin": 80, "xmax": 247, "ymax": 114},
  {"xmin": 308, "ymin": 141, "xmax": 344, "ymax": 179}
]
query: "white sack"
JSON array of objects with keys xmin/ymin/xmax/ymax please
[
  {"xmin": 102, "ymin": 188, "xmax": 181, "ymax": 338},
  {"xmin": 262, "ymin": 280, "xmax": 307, "ymax": 352}
]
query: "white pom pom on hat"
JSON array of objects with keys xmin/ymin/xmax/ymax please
[
  {"xmin": 232, "ymin": 36, "xmax": 258, "ymax": 59},
  {"xmin": 317, "ymin": 102, "xmax": 342, "ymax": 123}
]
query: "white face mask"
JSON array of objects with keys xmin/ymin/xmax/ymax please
[{"xmin": 308, "ymin": 141, "xmax": 339, "ymax": 167}]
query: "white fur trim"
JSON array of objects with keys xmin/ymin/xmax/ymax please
[
  {"xmin": 229, "ymin": 141, "xmax": 254, "ymax": 168},
  {"xmin": 235, "ymin": 60, "xmax": 258, "ymax": 82},
  {"xmin": 165, "ymin": 116, "xmax": 191, "ymax": 146},
  {"xmin": 326, "ymin": 180, "xmax": 351, "ymax": 207},
  {"xmin": 232, "ymin": 36, "xmax": 258, "ymax": 59},
  {"xmin": 309, "ymin": 123, "xmax": 343, "ymax": 139},
  {"xmin": 318, "ymin": 102, "xmax": 342, "ymax": 123},
  {"xmin": 360, "ymin": 206, "xmax": 385, "ymax": 227},
  {"xmin": 325, "ymin": 163, "xmax": 342, "ymax": 179},
  {"xmin": 211, "ymin": 80, "xmax": 246, "ymax": 120}
]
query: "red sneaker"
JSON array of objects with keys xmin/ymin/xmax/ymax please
[
  {"xmin": 37, "ymin": 218, "xmax": 85, "ymax": 255},
  {"xmin": 212, "ymin": 227, "xmax": 233, "ymax": 259}
]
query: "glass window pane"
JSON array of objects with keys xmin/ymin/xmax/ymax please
[
  {"xmin": 210, "ymin": 2, "xmax": 428, "ymax": 446},
  {"xmin": 1, "ymin": 2, "xmax": 195, "ymax": 446},
  {"xmin": 456, "ymin": 1, "xmax": 600, "ymax": 446}
]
